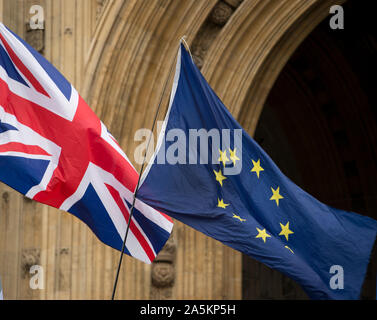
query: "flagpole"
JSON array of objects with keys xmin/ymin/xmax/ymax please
[{"xmin": 110, "ymin": 42, "xmax": 181, "ymax": 300}]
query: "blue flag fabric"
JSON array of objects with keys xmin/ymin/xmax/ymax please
[{"xmin": 137, "ymin": 44, "xmax": 377, "ymax": 299}]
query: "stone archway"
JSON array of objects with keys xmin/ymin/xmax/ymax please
[
  {"xmin": 249, "ymin": 0, "xmax": 377, "ymax": 299},
  {"xmin": 83, "ymin": 0, "xmax": 345, "ymax": 299}
]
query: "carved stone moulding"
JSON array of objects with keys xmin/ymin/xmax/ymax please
[
  {"xmin": 25, "ymin": 22, "xmax": 44, "ymax": 54},
  {"xmin": 151, "ymin": 262, "xmax": 175, "ymax": 288},
  {"xmin": 96, "ymin": 0, "xmax": 109, "ymax": 21},
  {"xmin": 209, "ymin": 1, "xmax": 234, "ymax": 26},
  {"xmin": 192, "ymin": 0, "xmax": 241, "ymax": 69},
  {"xmin": 2, "ymin": 191, "xmax": 9, "ymax": 203},
  {"xmin": 150, "ymin": 234, "xmax": 176, "ymax": 299},
  {"xmin": 21, "ymin": 248, "xmax": 41, "ymax": 278}
]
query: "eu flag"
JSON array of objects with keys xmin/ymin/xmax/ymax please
[{"xmin": 137, "ymin": 43, "xmax": 377, "ymax": 299}]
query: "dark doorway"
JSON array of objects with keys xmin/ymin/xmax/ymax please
[{"xmin": 243, "ymin": 0, "xmax": 377, "ymax": 299}]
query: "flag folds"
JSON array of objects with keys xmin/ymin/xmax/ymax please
[
  {"xmin": 137, "ymin": 43, "xmax": 377, "ymax": 298},
  {"xmin": 0, "ymin": 23, "xmax": 173, "ymax": 264}
]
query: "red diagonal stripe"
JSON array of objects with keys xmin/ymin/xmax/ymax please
[
  {"xmin": 106, "ymin": 184, "xmax": 155, "ymax": 262},
  {"xmin": 0, "ymin": 33, "xmax": 50, "ymax": 97}
]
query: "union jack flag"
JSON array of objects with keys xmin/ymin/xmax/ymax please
[{"xmin": 0, "ymin": 23, "xmax": 173, "ymax": 264}]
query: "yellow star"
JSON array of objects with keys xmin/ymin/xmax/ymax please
[
  {"xmin": 251, "ymin": 159, "xmax": 264, "ymax": 178},
  {"xmin": 279, "ymin": 222, "xmax": 294, "ymax": 241},
  {"xmin": 213, "ymin": 169, "xmax": 227, "ymax": 187},
  {"xmin": 270, "ymin": 186, "xmax": 284, "ymax": 206},
  {"xmin": 229, "ymin": 148, "xmax": 240, "ymax": 165},
  {"xmin": 218, "ymin": 149, "xmax": 230, "ymax": 167},
  {"xmin": 217, "ymin": 198, "xmax": 229, "ymax": 209},
  {"xmin": 255, "ymin": 228, "xmax": 271, "ymax": 243}
]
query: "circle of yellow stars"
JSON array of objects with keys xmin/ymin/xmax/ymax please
[{"xmin": 213, "ymin": 149, "xmax": 295, "ymax": 254}]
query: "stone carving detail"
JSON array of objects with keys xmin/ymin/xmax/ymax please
[
  {"xmin": 21, "ymin": 248, "xmax": 40, "ymax": 278},
  {"xmin": 152, "ymin": 262, "xmax": 175, "ymax": 288},
  {"xmin": 64, "ymin": 27, "xmax": 73, "ymax": 36},
  {"xmin": 150, "ymin": 233, "xmax": 176, "ymax": 299},
  {"xmin": 96, "ymin": 0, "xmax": 109, "ymax": 21},
  {"xmin": 25, "ymin": 23, "xmax": 44, "ymax": 54},
  {"xmin": 2, "ymin": 192, "xmax": 9, "ymax": 204},
  {"xmin": 192, "ymin": 1, "xmax": 241, "ymax": 69},
  {"xmin": 210, "ymin": 1, "xmax": 234, "ymax": 26},
  {"xmin": 59, "ymin": 248, "xmax": 70, "ymax": 255},
  {"xmin": 192, "ymin": 45, "xmax": 206, "ymax": 70},
  {"xmin": 191, "ymin": 22, "xmax": 219, "ymax": 70}
]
